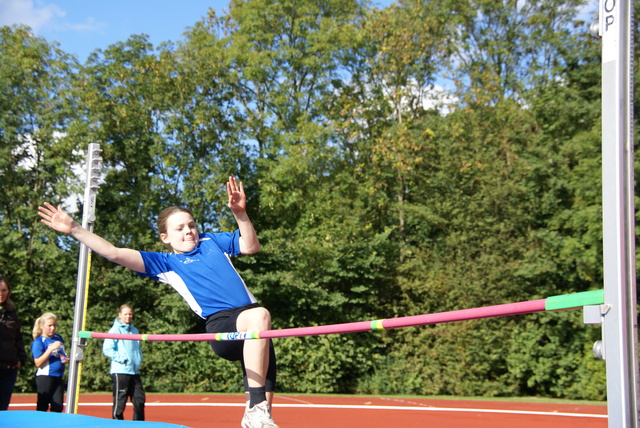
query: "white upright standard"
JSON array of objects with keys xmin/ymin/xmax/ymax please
[
  {"xmin": 65, "ymin": 143, "xmax": 102, "ymax": 414},
  {"xmin": 598, "ymin": 0, "xmax": 639, "ymax": 426}
]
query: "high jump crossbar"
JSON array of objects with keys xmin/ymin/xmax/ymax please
[{"xmin": 79, "ymin": 289, "xmax": 603, "ymax": 342}]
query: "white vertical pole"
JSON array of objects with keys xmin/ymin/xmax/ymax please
[
  {"xmin": 65, "ymin": 143, "xmax": 102, "ymax": 414},
  {"xmin": 598, "ymin": 0, "xmax": 639, "ymax": 426}
]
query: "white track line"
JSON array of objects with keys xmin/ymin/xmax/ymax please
[{"xmin": 9, "ymin": 402, "xmax": 607, "ymax": 419}]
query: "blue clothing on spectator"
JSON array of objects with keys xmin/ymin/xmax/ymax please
[
  {"xmin": 102, "ymin": 317, "xmax": 142, "ymax": 375},
  {"xmin": 31, "ymin": 334, "xmax": 66, "ymax": 377}
]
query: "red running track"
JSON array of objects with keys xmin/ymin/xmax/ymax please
[{"xmin": 8, "ymin": 393, "xmax": 608, "ymax": 428}]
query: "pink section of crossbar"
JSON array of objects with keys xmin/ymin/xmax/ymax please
[
  {"xmin": 88, "ymin": 332, "xmax": 216, "ymax": 341},
  {"xmin": 87, "ymin": 299, "xmax": 548, "ymax": 341},
  {"xmin": 261, "ymin": 320, "xmax": 376, "ymax": 339},
  {"xmin": 260, "ymin": 299, "xmax": 547, "ymax": 338},
  {"xmin": 381, "ymin": 299, "xmax": 547, "ymax": 329}
]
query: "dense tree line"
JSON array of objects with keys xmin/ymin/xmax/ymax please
[{"xmin": 1, "ymin": 0, "xmax": 637, "ymax": 400}]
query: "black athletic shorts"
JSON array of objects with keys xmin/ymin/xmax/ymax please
[{"xmin": 205, "ymin": 303, "xmax": 276, "ymax": 391}]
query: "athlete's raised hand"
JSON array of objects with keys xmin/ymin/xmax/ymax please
[
  {"xmin": 38, "ymin": 202, "xmax": 77, "ymax": 234},
  {"xmin": 227, "ymin": 176, "xmax": 247, "ymax": 215}
]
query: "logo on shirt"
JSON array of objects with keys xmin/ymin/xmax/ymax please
[{"xmin": 181, "ymin": 257, "xmax": 200, "ymax": 265}]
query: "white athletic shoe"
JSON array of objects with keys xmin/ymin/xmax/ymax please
[{"xmin": 241, "ymin": 401, "xmax": 279, "ymax": 428}]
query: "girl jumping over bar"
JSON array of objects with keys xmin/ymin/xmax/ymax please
[{"xmin": 38, "ymin": 176, "xmax": 278, "ymax": 428}]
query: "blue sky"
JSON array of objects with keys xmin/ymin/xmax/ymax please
[
  {"xmin": 0, "ymin": 0, "xmax": 393, "ymax": 63},
  {"xmin": 0, "ymin": 0, "xmax": 231, "ymax": 61}
]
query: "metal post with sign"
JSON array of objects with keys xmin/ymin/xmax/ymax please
[
  {"xmin": 596, "ymin": 0, "xmax": 640, "ymax": 426},
  {"xmin": 65, "ymin": 143, "xmax": 102, "ymax": 414}
]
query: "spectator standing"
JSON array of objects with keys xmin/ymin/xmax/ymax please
[
  {"xmin": 0, "ymin": 275, "xmax": 27, "ymax": 410},
  {"xmin": 31, "ymin": 312, "xmax": 69, "ymax": 412},
  {"xmin": 102, "ymin": 304, "xmax": 145, "ymax": 421}
]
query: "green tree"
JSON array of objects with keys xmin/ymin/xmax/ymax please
[
  {"xmin": 449, "ymin": 0, "xmax": 590, "ymax": 101},
  {"xmin": 0, "ymin": 25, "xmax": 81, "ymax": 391}
]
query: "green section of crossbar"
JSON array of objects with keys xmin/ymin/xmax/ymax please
[
  {"xmin": 78, "ymin": 331, "xmax": 92, "ymax": 339},
  {"xmin": 545, "ymin": 289, "xmax": 604, "ymax": 311}
]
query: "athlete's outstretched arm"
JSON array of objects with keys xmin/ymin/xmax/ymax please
[
  {"xmin": 38, "ymin": 202, "xmax": 145, "ymax": 272},
  {"xmin": 226, "ymin": 177, "xmax": 260, "ymax": 255}
]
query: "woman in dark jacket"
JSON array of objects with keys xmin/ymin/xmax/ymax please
[{"xmin": 0, "ymin": 275, "xmax": 27, "ymax": 410}]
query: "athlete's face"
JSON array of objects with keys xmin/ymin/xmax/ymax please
[
  {"xmin": 160, "ymin": 211, "xmax": 199, "ymax": 254},
  {"xmin": 42, "ymin": 318, "xmax": 57, "ymax": 338}
]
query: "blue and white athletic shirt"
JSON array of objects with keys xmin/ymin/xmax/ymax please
[
  {"xmin": 31, "ymin": 334, "xmax": 66, "ymax": 377},
  {"xmin": 138, "ymin": 231, "xmax": 257, "ymax": 318}
]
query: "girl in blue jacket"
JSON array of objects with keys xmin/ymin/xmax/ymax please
[{"xmin": 102, "ymin": 304, "xmax": 145, "ymax": 421}]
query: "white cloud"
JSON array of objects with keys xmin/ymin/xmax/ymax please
[
  {"xmin": 0, "ymin": 0, "xmax": 107, "ymax": 34},
  {"xmin": 65, "ymin": 16, "xmax": 106, "ymax": 32},
  {"xmin": 0, "ymin": 0, "xmax": 65, "ymax": 31},
  {"xmin": 579, "ymin": 1, "xmax": 599, "ymax": 22}
]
